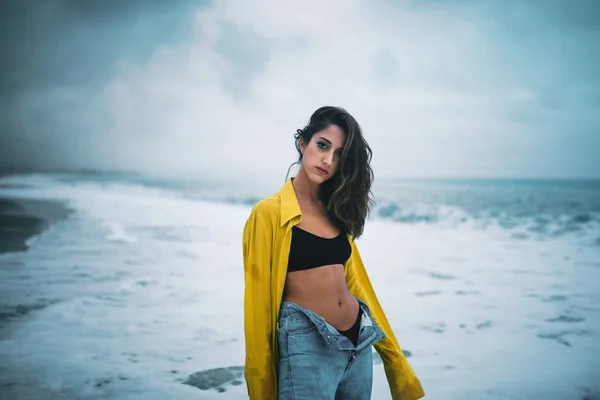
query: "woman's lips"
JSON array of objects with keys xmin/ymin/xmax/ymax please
[{"xmin": 316, "ymin": 167, "xmax": 329, "ymax": 175}]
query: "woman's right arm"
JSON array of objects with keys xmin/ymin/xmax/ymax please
[{"xmin": 242, "ymin": 201, "xmax": 277, "ymax": 399}]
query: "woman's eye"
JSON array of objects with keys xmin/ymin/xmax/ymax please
[{"xmin": 317, "ymin": 142, "xmax": 328, "ymax": 150}]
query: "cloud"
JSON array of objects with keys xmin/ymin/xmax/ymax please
[{"xmin": 1, "ymin": 0, "xmax": 598, "ymax": 179}]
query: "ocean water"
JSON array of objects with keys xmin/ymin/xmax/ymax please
[{"xmin": 0, "ymin": 172, "xmax": 599, "ymax": 399}]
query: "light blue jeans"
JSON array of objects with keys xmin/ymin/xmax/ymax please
[{"xmin": 277, "ymin": 298, "xmax": 386, "ymax": 400}]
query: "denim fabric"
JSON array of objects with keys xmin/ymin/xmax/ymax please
[{"xmin": 277, "ymin": 298, "xmax": 386, "ymax": 400}]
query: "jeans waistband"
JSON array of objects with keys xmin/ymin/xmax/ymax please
[{"xmin": 278, "ymin": 297, "xmax": 386, "ymax": 351}]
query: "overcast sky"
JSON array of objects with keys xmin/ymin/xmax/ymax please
[{"xmin": 1, "ymin": 0, "xmax": 599, "ymax": 180}]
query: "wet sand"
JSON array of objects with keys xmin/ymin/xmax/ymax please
[{"xmin": 0, "ymin": 198, "xmax": 71, "ymax": 254}]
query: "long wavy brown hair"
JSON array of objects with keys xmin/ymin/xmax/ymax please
[{"xmin": 293, "ymin": 106, "xmax": 374, "ymax": 239}]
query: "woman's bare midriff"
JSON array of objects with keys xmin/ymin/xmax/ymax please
[{"xmin": 282, "ymin": 264, "xmax": 360, "ymax": 331}]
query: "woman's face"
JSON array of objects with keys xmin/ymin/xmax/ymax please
[{"xmin": 300, "ymin": 124, "xmax": 346, "ymax": 184}]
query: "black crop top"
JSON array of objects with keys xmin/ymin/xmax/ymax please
[{"xmin": 287, "ymin": 226, "xmax": 352, "ymax": 272}]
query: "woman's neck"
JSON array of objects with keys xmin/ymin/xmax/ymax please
[{"xmin": 292, "ymin": 169, "xmax": 322, "ymax": 208}]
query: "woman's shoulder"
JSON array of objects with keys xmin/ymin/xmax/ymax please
[{"xmin": 249, "ymin": 194, "xmax": 280, "ymax": 220}]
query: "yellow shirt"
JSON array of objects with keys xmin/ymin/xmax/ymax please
[{"xmin": 242, "ymin": 178, "xmax": 424, "ymax": 399}]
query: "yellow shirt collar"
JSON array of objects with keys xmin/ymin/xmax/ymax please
[{"xmin": 278, "ymin": 177, "xmax": 301, "ymax": 227}]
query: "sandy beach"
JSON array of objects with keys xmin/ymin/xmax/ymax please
[
  {"xmin": 0, "ymin": 173, "xmax": 599, "ymax": 399},
  {"xmin": 0, "ymin": 196, "xmax": 72, "ymax": 339},
  {"xmin": 0, "ymin": 197, "xmax": 71, "ymax": 254}
]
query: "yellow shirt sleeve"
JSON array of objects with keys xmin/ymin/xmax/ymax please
[
  {"xmin": 242, "ymin": 203, "xmax": 278, "ymax": 399},
  {"xmin": 345, "ymin": 239, "xmax": 425, "ymax": 400}
]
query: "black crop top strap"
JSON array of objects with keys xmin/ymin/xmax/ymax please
[{"xmin": 287, "ymin": 226, "xmax": 352, "ymax": 272}]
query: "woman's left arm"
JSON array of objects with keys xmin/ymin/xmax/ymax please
[{"xmin": 344, "ymin": 238, "xmax": 425, "ymax": 400}]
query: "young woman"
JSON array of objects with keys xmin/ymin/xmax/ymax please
[{"xmin": 242, "ymin": 106, "xmax": 424, "ymax": 399}]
